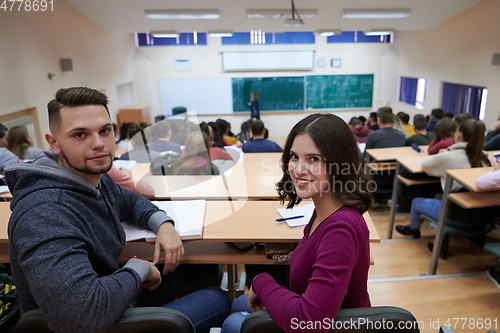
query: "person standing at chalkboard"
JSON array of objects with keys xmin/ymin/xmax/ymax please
[{"xmin": 248, "ymin": 91, "xmax": 260, "ymax": 120}]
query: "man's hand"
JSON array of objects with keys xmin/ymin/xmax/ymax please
[
  {"xmin": 248, "ymin": 286, "xmax": 265, "ymax": 312},
  {"xmin": 142, "ymin": 260, "xmax": 162, "ymax": 291},
  {"xmin": 154, "ymin": 222, "xmax": 184, "ymax": 274}
]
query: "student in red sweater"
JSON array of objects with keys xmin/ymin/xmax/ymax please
[
  {"xmin": 427, "ymin": 117, "xmax": 458, "ymax": 155},
  {"xmin": 222, "ymin": 114, "xmax": 372, "ymax": 333}
]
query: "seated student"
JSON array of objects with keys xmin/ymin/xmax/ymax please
[
  {"xmin": 216, "ymin": 119, "xmax": 238, "ymax": 146},
  {"xmin": 396, "ymin": 120, "xmax": 488, "ymax": 254},
  {"xmin": 116, "ymin": 122, "xmax": 135, "ymax": 149},
  {"xmin": 0, "ymin": 147, "xmax": 19, "ymax": 174},
  {"xmin": 107, "ymin": 165, "xmax": 155, "ymax": 199},
  {"xmin": 454, "ymin": 112, "xmax": 473, "ymax": 125},
  {"xmin": 366, "ymin": 112, "xmax": 379, "ymax": 131},
  {"xmin": 167, "ymin": 131, "xmax": 219, "ymax": 175},
  {"xmin": 200, "ymin": 122, "xmax": 233, "ymax": 161},
  {"xmin": 398, "ymin": 112, "xmax": 415, "ymax": 137},
  {"xmin": 405, "ymin": 115, "xmax": 435, "ymax": 146},
  {"xmin": 427, "ymin": 118, "xmax": 457, "ymax": 155},
  {"xmin": 427, "ymin": 108, "xmax": 444, "ymax": 132},
  {"xmin": 147, "ymin": 120, "xmax": 181, "ymax": 153},
  {"xmin": 235, "ymin": 119, "xmax": 252, "ymax": 144},
  {"xmin": 358, "ymin": 115, "xmax": 367, "ymax": 125},
  {"xmin": 117, "ymin": 123, "xmax": 161, "ymax": 163},
  {"xmin": 0, "ymin": 123, "xmax": 9, "ymax": 147},
  {"xmin": 222, "ymin": 114, "xmax": 372, "ymax": 333},
  {"xmin": 443, "ymin": 111, "xmax": 455, "ymax": 119},
  {"xmin": 348, "ymin": 117, "xmax": 372, "ymax": 143},
  {"xmin": 5, "ymin": 87, "xmax": 230, "ymax": 333},
  {"xmin": 208, "ymin": 121, "xmax": 225, "ymax": 148},
  {"xmin": 6, "ymin": 125, "xmax": 43, "ymax": 160},
  {"xmin": 484, "ymin": 118, "xmax": 500, "ymax": 151},
  {"xmin": 242, "ymin": 120, "xmax": 283, "ymax": 153},
  {"xmin": 364, "ymin": 107, "xmax": 405, "ymax": 153},
  {"xmin": 475, "ymin": 157, "xmax": 500, "ymax": 288}
]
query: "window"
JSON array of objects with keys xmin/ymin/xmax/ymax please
[
  {"xmin": 222, "ymin": 31, "xmax": 315, "ymax": 45},
  {"xmin": 399, "ymin": 77, "xmax": 426, "ymax": 110},
  {"xmin": 136, "ymin": 33, "xmax": 207, "ymax": 46},
  {"xmin": 327, "ymin": 31, "xmax": 392, "ymax": 43},
  {"xmin": 441, "ymin": 82, "xmax": 487, "ymax": 120}
]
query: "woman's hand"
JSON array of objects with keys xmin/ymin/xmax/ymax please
[{"xmin": 248, "ymin": 286, "xmax": 265, "ymax": 312}]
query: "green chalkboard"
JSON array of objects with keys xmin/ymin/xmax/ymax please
[
  {"xmin": 232, "ymin": 77, "xmax": 305, "ymax": 112},
  {"xmin": 305, "ymin": 74, "xmax": 374, "ymax": 109}
]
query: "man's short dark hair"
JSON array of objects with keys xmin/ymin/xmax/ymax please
[
  {"xmin": 0, "ymin": 124, "xmax": 7, "ymax": 139},
  {"xmin": 413, "ymin": 115, "xmax": 427, "ymax": 131},
  {"xmin": 251, "ymin": 120, "xmax": 265, "ymax": 136},
  {"xmin": 369, "ymin": 112, "xmax": 377, "ymax": 122},
  {"xmin": 349, "ymin": 117, "xmax": 362, "ymax": 126},
  {"xmin": 377, "ymin": 107, "xmax": 394, "ymax": 124},
  {"xmin": 397, "ymin": 112, "xmax": 410, "ymax": 125},
  {"xmin": 47, "ymin": 87, "xmax": 109, "ymax": 132},
  {"xmin": 443, "ymin": 111, "xmax": 454, "ymax": 119},
  {"xmin": 431, "ymin": 108, "xmax": 444, "ymax": 120},
  {"xmin": 153, "ymin": 120, "xmax": 172, "ymax": 138}
]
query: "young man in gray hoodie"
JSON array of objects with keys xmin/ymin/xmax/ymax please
[{"xmin": 5, "ymin": 87, "xmax": 229, "ymax": 333}]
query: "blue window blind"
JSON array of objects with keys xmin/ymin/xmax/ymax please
[
  {"xmin": 327, "ymin": 31, "xmax": 392, "ymax": 43},
  {"xmin": 441, "ymin": 82, "xmax": 486, "ymax": 120},
  {"xmin": 136, "ymin": 33, "xmax": 207, "ymax": 46},
  {"xmin": 222, "ymin": 31, "xmax": 315, "ymax": 45},
  {"xmin": 399, "ymin": 77, "xmax": 418, "ymax": 106}
]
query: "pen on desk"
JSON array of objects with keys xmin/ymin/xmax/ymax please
[{"xmin": 276, "ymin": 215, "xmax": 305, "ymax": 222}]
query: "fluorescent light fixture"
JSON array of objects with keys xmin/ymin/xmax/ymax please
[
  {"xmin": 284, "ymin": 18, "xmax": 304, "ymax": 27},
  {"xmin": 317, "ymin": 29, "xmax": 342, "ymax": 37},
  {"xmin": 150, "ymin": 31, "xmax": 179, "ymax": 38},
  {"xmin": 364, "ymin": 29, "xmax": 394, "ymax": 36},
  {"xmin": 208, "ymin": 30, "xmax": 233, "ymax": 37},
  {"xmin": 145, "ymin": 10, "xmax": 220, "ymax": 19},
  {"xmin": 342, "ymin": 9, "xmax": 411, "ymax": 19},
  {"xmin": 246, "ymin": 9, "xmax": 316, "ymax": 19}
]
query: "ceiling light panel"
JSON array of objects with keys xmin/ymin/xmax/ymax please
[
  {"xmin": 342, "ymin": 9, "xmax": 411, "ymax": 19},
  {"xmin": 246, "ymin": 9, "xmax": 317, "ymax": 19},
  {"xmin": 145, "ymin": 10, "xmax": 220, "ymax": 19}
]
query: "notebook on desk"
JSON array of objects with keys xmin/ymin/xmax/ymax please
[{"xmin": 122, "ymin": 200, "xmax": 206, "ymax": 241}]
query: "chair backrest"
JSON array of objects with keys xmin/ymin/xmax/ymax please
[
  {"xmin": 211, "ymin": 159, "xmax": 236, "ymax": 174},
  {"xmin": 14, "ymin": 307, "xmax": 195, "ymax": 333},
  {"xmin": 241, "ymin": 306, "xmax": 420, "ymax": 333}
]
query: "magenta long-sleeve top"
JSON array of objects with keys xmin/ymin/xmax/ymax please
[{"xmin": 252, "ymin": 206, "xmax": 371, "ymax": 333}]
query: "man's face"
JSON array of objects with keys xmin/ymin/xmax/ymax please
[{"xmin": 45, "ymin": 105, "xmax": 115, "ymax": 185}]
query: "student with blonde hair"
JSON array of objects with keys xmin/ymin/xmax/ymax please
[
  {"xmin": 169, "ymin": 131, "xmax": 219, "ymax": 175},
  {"xmin": 6, "ymin": 125, "xmax": 43, "ymax": 160}
]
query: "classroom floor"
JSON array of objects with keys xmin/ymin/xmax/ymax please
[{"xmin": 367, "ymin": 205, "xmax": 500, "ymax": 333}]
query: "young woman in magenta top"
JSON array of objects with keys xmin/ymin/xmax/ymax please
[
  {"xmin": 222, "ymin": 114, "xmax": 372, "ymax": 333},
  {"xmin": 427, "ymin": 118, "xmax": 457, "ymax": 154}
]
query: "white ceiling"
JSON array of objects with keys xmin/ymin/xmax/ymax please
[{"xmin": 65, "ymin": 0, "xmax": 485, "ymax": 34}]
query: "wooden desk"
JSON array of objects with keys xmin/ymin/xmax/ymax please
[
  {"xmin": 386, "ymin": 155, "xmax": 440, "ymax": 239},
  {"xmin": 0, "ymin": 200, "xmax": 380, "ymax": 245},
  {"xmin": 0, "ymin": 200, "xmax": 379, "ymax": 299},
  {"xmin": 133, "ymin": 171, "xmax": 280, "ymax": 200},
  {"xmin": 429, "ymin": 167, "xmax": 500, "ymax": 275},
  {"xmin": 365, "ymin": 146, "xmax": 428, "ymax": 163}
]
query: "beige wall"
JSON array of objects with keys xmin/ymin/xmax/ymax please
[
  {"xmin": 0, "ymin": 1, "xmax": 136, "ymax": 148},
  {"xmin": 393, "ymin": 0, "xmax": 500, "ymax": 126}
]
